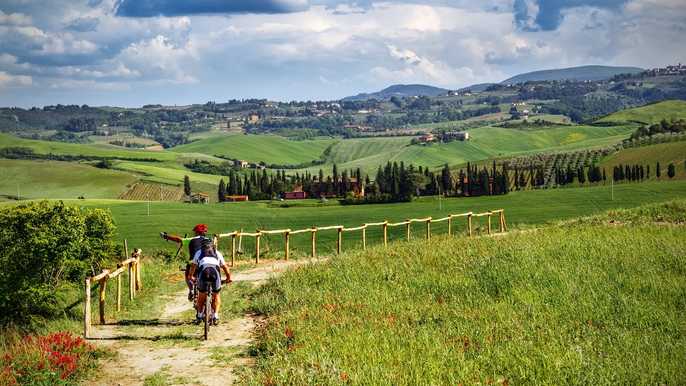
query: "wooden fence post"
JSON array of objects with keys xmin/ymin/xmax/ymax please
[
  {"xmin": 135, "ymin": 252, "xmax": 142, "ymax": 291},
  {"xmin": 448, "ymin": 215, "xmax": 452, "ymax": 236},
  {"xmin": 337, "ymin": 227, "xmax": 342, "ymax": 255},
  {"xmin": 426, "ymin": 218, "xmax": 431, "ymax": 240},
  {"xmin": 116, "ymin": 263, "xmax": 122, "ymax": 312},
  {"xmin": 311, "ymin": 228, "xmax": 317, "ymax": 258},
  {"xmin": 405, "ymin": 220, "xmax": 411, "ymax": 241},
  {"xmin": 128, "ymin": 262, "xmax": 134, "ymax": 300},
  {"xmin": 383, "ymin": 221, "xmax": 388, "ymax": 248},
  {"xmin": 487, "ymin": 213, "xmax": 492, "ymax": 235},
  {"xmin": 284, "ymin": 231, "xmax": 290, "ymax": 260},
  {"xmin": 98, "ymin": 271, "xmax": 109, "ymax": 325},
  {"xmin": 362, "ymin": 226, "xmax": 367, "ymax": 250},
  {"xmin": 468, "ymin": 214, "xmax": 473, "ymax": 237},
  {"xmin": 255, "ymin": 231, "xmax": 261, "ymax": 264},
  {"xmin": 231, "ymin": 234, "xmax": 236, "ymax": 267},
  {"xmin": 502, "ymin": 211, "xmax": 508, "ymax": 232},
  {"xmin": 499, "ymin": 211, "xmax": 505, "ymax": 233},
  {"xmin": 123, "ymin": 239, "xmax": 129, "ymax": 261},
  {"xmin": 84, "ymin": 277, "xmax": 91, "ymax": 338}
]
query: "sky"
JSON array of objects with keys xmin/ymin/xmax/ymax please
[{"xmin": 0, "ymin": 0, "xmax": 684, "ymax": 107}]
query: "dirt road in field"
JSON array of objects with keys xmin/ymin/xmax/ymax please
[{"xmin": 85, "ymin": 259, "xmax": 317, "ymax": 386}]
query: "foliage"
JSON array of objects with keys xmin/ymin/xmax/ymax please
[
  {"xmin": 630, "ymin": 119, "xmax": 686, "ymax": 139},
  {"xmin": 0, "ymin": 201, "xmax": 116, "ymax": 325}
]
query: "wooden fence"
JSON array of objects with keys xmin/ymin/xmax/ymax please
[
  {"xmin": 210, "ymin": 209, "xmax": 507, "ymax": 266},
  {"xmin": 84, "ymin": 243, "xmax": 142, "ymax": 338},
  {"xmin": 82, "ymin": 209, "xmax": 506, "ymax": 337}
]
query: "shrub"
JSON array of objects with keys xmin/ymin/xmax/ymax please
[
  {"xmin": 0, "ymin": 332, "xmax": 105, "ymax": 385},
  {"xmin": 0, "ymin": 201, "xmax": 116, "ymax": 325}
]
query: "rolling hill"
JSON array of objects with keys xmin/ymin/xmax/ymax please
[
  {"xmin": 595, "ymin": 100, "xmax": 686, "ymax": 125},
  {"xmin": 295, "ymin": 124, "xmax": 635, "ymax": 174},
  {"xmin": 171, "ymin": 134, "xmax": 337, "ymax": 165},
  {"xmin": 0, "ymin": 159, "xmax": 137, "ymax": 200},
  {"xmin": 501, "ymin": 65, "xmax": 643, "ymax": 84},
  {"xmin": 342, "ymin": 84, "xmax": 449, "ymax": 101}
]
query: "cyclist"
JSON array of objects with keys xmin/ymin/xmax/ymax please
[
  {"xmin": 161, "ymin": 224, "xmax": 211, "ymax": 301},
  {"xmin": 189, "ymin": 237, "xmax": 232, "ymax": 325}
]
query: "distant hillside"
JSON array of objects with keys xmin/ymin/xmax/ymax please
[
  {"xmin": 458, "ymin": 83, "xmax": 495, "ymax": 93},
  {"xmin": 595, "ymin": 100, "xmax": 686, "ymax": 125},
  {"xmin": 342, "ymin": 84, "xmax": 448, "ymax": 101},
  {"xmin": 501, "ymin": 65, "xmax": 643, "ymax": 84}
]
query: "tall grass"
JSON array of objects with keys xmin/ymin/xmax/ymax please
[{"xmin": 241, "ymin": 202, "xmax": 686, "ymax": 384}]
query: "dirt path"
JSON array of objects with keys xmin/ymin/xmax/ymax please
[{"xmin": 86, "ymin": 259, "xmax": 318, "ymax": 386}]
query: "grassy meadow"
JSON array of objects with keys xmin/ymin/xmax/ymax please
[
  {"xmin": 595, "ymin": 100, "xmax": 686, "ymax": 125},
  {"xmin": 296, "ymin": 124, "xmax": 635, "ymax": 174},
  {"xmin": 30, "ymin": 179, "xmax": 683, "ymax": 257},
  {"xmin": 0, "ymin": 159, "xmax": 137, "ymax": 200},
  {"xmin": 241, "ymin": 200, "xmax": 686, "ymax": 384},
  {"xmin": 600, "ymin": 141, "xmax": 686, "ymax": 180},
  {"xmin": 0, "ymin": 133, "xmax": 176, "ymax": 161},
  {"xmin": 171, "ymin": 133, "xmax": 337, "ymax": 165}
]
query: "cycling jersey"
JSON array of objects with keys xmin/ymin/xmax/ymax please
[{"xmin": 192, "ymin": 249, "xmax": 226, "ymax": 269}]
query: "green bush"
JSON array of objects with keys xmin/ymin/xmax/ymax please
[{"xmin": 0, "ymin": 201, "xmax": 116, "ymax": 325}]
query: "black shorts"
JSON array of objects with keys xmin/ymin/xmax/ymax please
[{"xmin": 197, "ymin": 266, "xmax": 221, "ymax": 293}]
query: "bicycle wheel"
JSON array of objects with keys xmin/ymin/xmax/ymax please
[{"xmin": 203, "ymin": 290, "xmax": 211, "ymax": 340}]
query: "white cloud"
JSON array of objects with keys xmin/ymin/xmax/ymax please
[
  {"xmin": 0, "ymin": 71, "xmax": 32, "ymax": 88},
  {"xmin": 116, "ymin": 35, "xmax": 198, "ymax": 84}
]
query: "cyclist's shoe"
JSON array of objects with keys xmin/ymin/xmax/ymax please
[
  {"xmin": 187, "ymin": 290, "xmax": 194, "ymax": 302},
  {"xmin": 212, "ymin": 313, "xmax": 220, "ymax": 325},
  {"xmin": 194, "ymin": 312, "xmax": 204, "ymax": 325}
]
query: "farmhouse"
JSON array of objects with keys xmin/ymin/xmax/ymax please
[
  {"xmin": 417, "ymin": 133, "xmax": 436, "ymax": 143},
  {"xmin": 284, "ymin": 185, "xmax": 307, "ymax": 200},
  {"xmin": 187, "ymin": 192, "xmax": 209, "ymax": 204},
  {"xmin": 247, "ymin": 113, "xmax": 260, "ymax": 124},
  {"xmin": 442, "ymin": 131, "xmax": 470, "ymax": 142},
  {"xmin": 234, "ymin": 159, "xmax": 249, "ymax": 168},
  {"xmin": 225, "ymin": 195, "xmax": 249, "ymax": 202}
]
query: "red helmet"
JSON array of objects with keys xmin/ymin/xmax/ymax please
[{"xmin": 193, "ymin": 224, "xmax": 208, "ymax": 234}]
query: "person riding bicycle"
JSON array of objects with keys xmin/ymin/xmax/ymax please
[
  {"xmin": 189, "ymin": 237, "xmax": 232, "ymax": 325},
  {"xmin": 161, "ymin": 224, "xmax": 212, "ymax": 301}
]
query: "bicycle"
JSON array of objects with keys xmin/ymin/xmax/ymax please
[{"xmin": 194, "ymin": 274, "xmax": 229, "ymax": 340}]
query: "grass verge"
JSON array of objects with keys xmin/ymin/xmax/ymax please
[{"xmin": 240, "ymin": 200, "xmax": 686, "ymax": 385}]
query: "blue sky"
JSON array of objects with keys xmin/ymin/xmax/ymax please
[{"xmin": 0, "ymin": 0, "xmax": 684, "ymax": 107}]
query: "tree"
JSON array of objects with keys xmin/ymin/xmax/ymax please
[
  {"xmin": 441, "ymin": 164, "xmax": 452, "ymax": 194},
  {"xmin": 218, "ymin": 179, "xmax": 226, "ymax": 202},
  {"xmin": 656, "ymin": 162, "xmax": 661, "ymax": 178},
  {"xmin": 667, "ymin": 163, "xmax": 676, "ymax": 178},
  {"xmin": 184, "ymin": 175, "xmax": 192, "ymax": 196},
  {"xmin": 0, "ymin": 201, "xmax": 115, "ymax": 324}
]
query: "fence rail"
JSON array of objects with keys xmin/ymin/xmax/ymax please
[
  {"xmin": 207, "ymin": 209, "xmax": 507, "ymax": 265},
  {"xmin": 84, "ymin": 245, "xmax": 142, "ymax": 339}
]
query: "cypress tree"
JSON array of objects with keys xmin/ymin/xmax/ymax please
[
  {"xmin": 218, "ymin": 179, "xmax": 226, "ymax": 202},
  {"xmin": 332, "ymin": 163, "xmax": 339, "ymax": 194},
  {"xmin": 183, "ymin": 175, "xmax": 191, "ymax": 196},
  {"xmin": 441, "ymin": 164, "xmax": 452, "ymax": 194},
  {"xmin": 656, "ymin": 162, "xmax": 661, "ymax": 178},
  {"xmin": 667, "ymin": 163, "xmax": 676, "ymax": 178}
]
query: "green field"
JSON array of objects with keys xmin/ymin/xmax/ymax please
[
  {"xmin": 171, "ymin": 134, "xmax": 337, "ymax": 165},
  {"xmin": 0, "ymin": 133, "xmax": 177, "ymax": 161},
  {"xmin": 600, "ymin": 141, "xmax": 686, "ymax": 180},
  {"xmin": 242, "ymin": 201, "xmax": 686, "ymax": 384},
  {"xmin": 0, "ymin": 159, "xmax": 137, "ymax": 200},
  {"xmin": 297, "ymin": 124, "xmax": 634, "ymax": 174},
  {"xmin": 16, "ymin": 179, "xmax": 680, "ymax": 255},
  {"xmin": 596, "ymin": 100, "xmax": 686, "ymax": 125}
]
